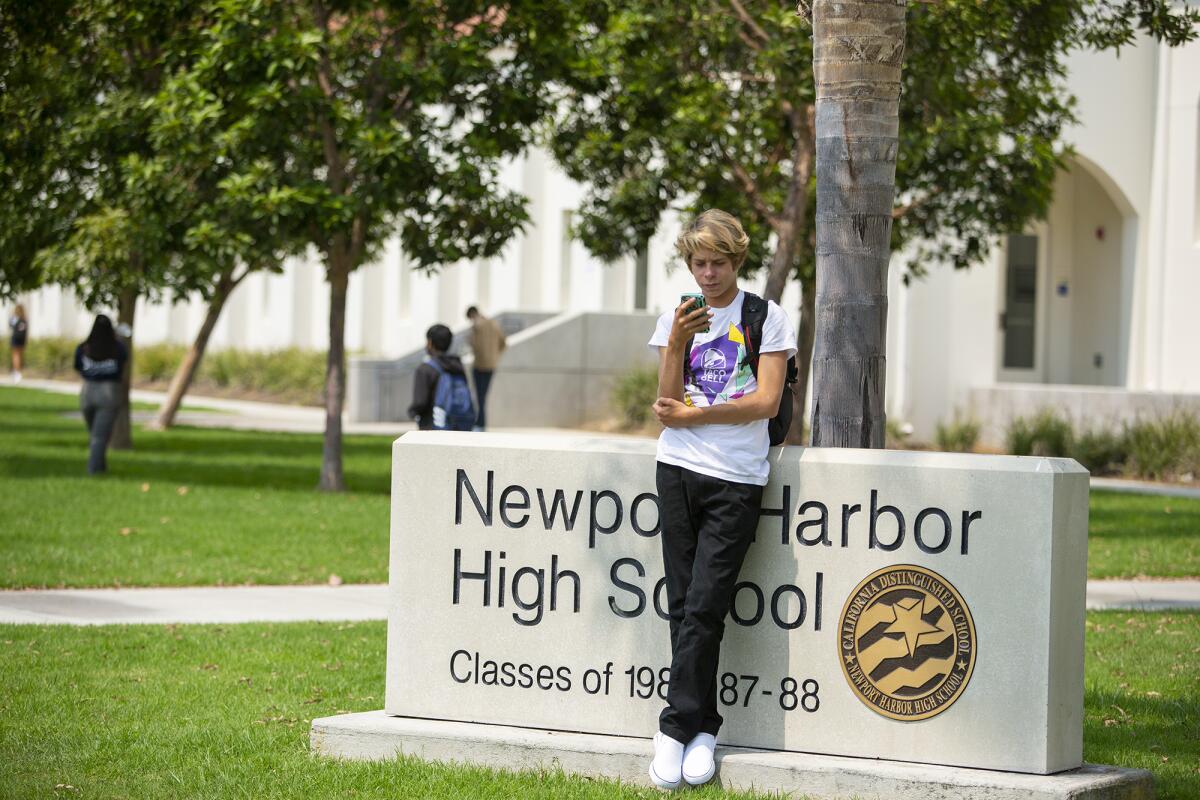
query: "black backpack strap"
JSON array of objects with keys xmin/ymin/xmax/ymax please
[
  {"xmin": 742, "ymin": 291, "xmax": 799, "ymax": 386},
  {"xmin": 741, "ymin": 291, "xmax": 768, "ymax": 380}
]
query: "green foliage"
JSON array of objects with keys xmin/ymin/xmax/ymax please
[
  {"xmin": 0, "ymin": 335, "xmax": 76, "ymax": 375},
  {"xmin": 1007, "ymin": 409, "xmax": 1074, "ymax": 457},
  {"xmin": 202, "ymin": 348, "xmax": 326, "ymax": 404},
  {"xmin": 610, "ymin": 366, "xmax": 660, "ymax": 429},
  {"xmin": 935, "ymin": 412, "xmax": 981, "ymax": 453},
  {"xmin": 548, "ymin": 0, "xmax": 1197, "ymax": 289},
  {"xmin": 1004, "ymin": 409, "xmax": 1200, "ymax": 481},
  {"xmin": 2, "ymin": 337, "xmax": 327, "ymax": 405},
  {"xmin": 1071, "ymin": 426, "xmax": 1128, "ymax": 475},
  {"xmin": 137, "ymin": 342, "xmax": 187, "ymax": 383},
  {"xmin": 1123, "ymin": 413, "xmax": 1200, "ymax": 482}
]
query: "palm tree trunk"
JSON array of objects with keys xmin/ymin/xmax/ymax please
[
  {"xmin": 809, "ymin": 0, "xmax": 904, "ymax": 448},
  {"xmin": 110, "ymin": 287, "xmax": 137, "ymax": 450},
  {"xmin": 319, "ymin": 251, "xmax": 350, "ymax": 491},
  {"xmin": 147, "ymin": 266, "xmax": 244, "ymax": 430}
]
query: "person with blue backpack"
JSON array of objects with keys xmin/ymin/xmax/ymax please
[{"xmin": 408, "ymin": 324, "xmax": 476, "ymax": 431}]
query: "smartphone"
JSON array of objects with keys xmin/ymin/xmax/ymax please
[{"xmin": 680, "ymin": 293, "xmax": 709, "ymax": 333}]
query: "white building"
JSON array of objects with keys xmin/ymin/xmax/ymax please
[{"xmin": 17, "ymin": 33, "xmax": 1200, "ymax": 442}]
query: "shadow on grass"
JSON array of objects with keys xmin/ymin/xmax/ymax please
[
  {"xmin": 0, "ymin": 451, "xmax": 390, "ymax": 495},
  {"xmin": 1084, "ymin": 688, "xmax": 1198, "ymax": 798}
]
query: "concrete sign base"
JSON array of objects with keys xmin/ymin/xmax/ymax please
[{"xmin": 311, "ymin": 712, "xmax": 1154, "ymax": 800}]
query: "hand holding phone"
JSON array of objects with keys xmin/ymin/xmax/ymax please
[{"xmin": 680, "ymin": 293, "xmax": 710, "ymax": 334}]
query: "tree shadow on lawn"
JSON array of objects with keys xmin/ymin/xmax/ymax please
[
  {"xmin": 14, "ymin": 426, "xmax": 393, "ymax": 464},
  {"xmin": 0, "ymin": 450, "xmax": 391, "ymax": 495},
  {"xmin": 1084, "ymin": 688, "xmax": 1199, "ymax": 798}
]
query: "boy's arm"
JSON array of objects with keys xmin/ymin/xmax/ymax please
[
  {"xmin": 656, "ymin": 301, "xmax": 712, "ymax": 402},
  {"xmin": 656, "ymin": 341, "xmax": 685, "ymax": 402},
  {"xmin": 654, "ymin": 351, "xmax": 787, "ymax": 427}
]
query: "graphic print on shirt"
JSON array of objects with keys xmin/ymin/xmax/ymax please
[{"xmin": 686, "ymin": 323, "xmax": 753, "ymax": 406}]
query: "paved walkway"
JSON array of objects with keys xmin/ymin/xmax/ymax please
[
  {"xmin": 14, "ymin": 378, "xmax": 652, "ymax": 440},
  {"xmin": 1, "ymin": 580, "xmax": 1196, "ymax": 626}
]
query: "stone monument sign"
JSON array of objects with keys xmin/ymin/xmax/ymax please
[{"xmin": 385, "ymin": 432, "xmax": 1088, "ymax": 774}]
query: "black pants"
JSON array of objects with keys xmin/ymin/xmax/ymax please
[
  {"xmin": 472, "ymin": 368, "xmax": 493, "ymax": 430},
  {"xmin": 656, "ymin": 462, "xmax": 763, "ymax": 743}
]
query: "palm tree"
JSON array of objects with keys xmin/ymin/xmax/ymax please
[{"xmin": 809, "ymin": 0, "xmax": 905, "ymax": 448}]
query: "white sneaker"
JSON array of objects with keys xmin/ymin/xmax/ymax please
[
  {"xmin": 649, "ymin": 731, "xmax": 685, "ymax": 790},
  {"xmin": 12, "ymin": 371, "xmax": 21, "ymax": 383},
  {"xmin": 682, "ymin": 732, "xmax": 717, "ymax": 785}
]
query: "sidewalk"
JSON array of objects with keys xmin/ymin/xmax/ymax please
[
  {"xmin": 18, "ymin": 377, "xmax": 416, "ymax": 436},
  {"xmin": 15, "ymin": 378, "xmax": 651, "ymax": 440},
  {"xmin": 1, "ymin": 580, "xmax": 1196, "ymax": 626}
]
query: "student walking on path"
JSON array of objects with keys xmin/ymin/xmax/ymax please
[
  {"xmin": 465, "ymin": 306, "xmax": 506, "ymax": 430},
  {"xmin": 9, "ymin": 304, "xmax": 28, "ymax": 382},
  {"xmin": 73, "ymin": 315, "xmax": 128, "ymax": 474},
  {"xmin": 646, "ymin": 210, "xmax": 797, "ymax": 788},
  {"xmin": 408, "ymin": 324, "xmax": 475, "ymax": 431}
]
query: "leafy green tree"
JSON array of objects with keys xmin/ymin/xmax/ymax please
[
  {"xmin": 2, "ymin": 0, "xmax": 204, "ymax": 448},
  {"xmin": 173, "ymin": 0, "xmax": 583, "ymax": 489},
  {"xmin": 140, "ymin": 58, "xmax": 313, "ymax": 430},
  {"xmin": 550, "ymin": 0, "xmax": 1198, "ymax": 445}
]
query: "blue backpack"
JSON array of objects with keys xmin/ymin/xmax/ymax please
[{"xmin": 428, "ymin": 358, "xmax": 476, "ymax": 431}]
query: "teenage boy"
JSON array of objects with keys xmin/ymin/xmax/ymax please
[
  {"xmin": 408, "ymin": 323, "xmax": 471, "ymax": 430},
  {"xmin": 646, "ymin": 209, "xmax": 796, "ymax": 788}
]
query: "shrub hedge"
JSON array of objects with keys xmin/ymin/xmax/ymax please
[
  {"xmin": 1, "ymin": 336, "xmax": 327, "ymax": 406},
  {"xmin": 1005, "ymin": 408, "xmax": 1199, "ymax": 482}
]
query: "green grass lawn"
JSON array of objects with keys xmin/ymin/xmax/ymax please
[
  {"xmin": 1, "ymin": 613, "xmax": 1195, "ymax": 799},
  {"xmin": 1, "ymin": 385, "xmax": 1198, "ymax": 587},
  {"xmin": 1089, "ymin": 492, "xmax": 1200, "ymax": 578},
  {"xmin": 0, "ymin": 386, "xmax": 390, "ymax": 588}
]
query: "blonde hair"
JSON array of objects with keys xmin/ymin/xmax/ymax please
[
  {"xmin": 675, "ymin": 209, "xmax": 750, "ymax": 269},
  {"xmin": 13, "ymin": 304, "xmax": 25, "ymax": 320}
]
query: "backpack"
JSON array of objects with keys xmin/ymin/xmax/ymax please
[
  {"xmin": 427, "ymin": 358, "xmax": 476, "ymax": 431},
  {"xmin": 683, "ymin": 291, "xmax": 799, "ymax": 446}
]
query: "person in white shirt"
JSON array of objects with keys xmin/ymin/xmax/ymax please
[{"xmin": 646, "ymin": 210, "xmax": 797, "ymax": 788}]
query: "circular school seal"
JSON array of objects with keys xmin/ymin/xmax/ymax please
[{"xmin": 838, "ymin": 564, "xmax": 976, "ymax": 721}]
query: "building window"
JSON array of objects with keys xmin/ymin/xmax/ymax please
[{"xmin": 1002, "ymin": 234, "xmax": 1038, "ymax": 370}]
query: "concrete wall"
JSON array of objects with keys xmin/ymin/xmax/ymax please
[
  {"xmin": 1155, "ymin": 38, "xmax": 1200, "ymax": 393},
  {"xmin": 350, "ymin": 311, "xmax": 659, "ymax": 428},
  {"xmin": 347, "ymin": 312, "xmax": 556, "ymax": 424},
  {"xmin": 484, "ymin": 312, "xmax": 660, "ymax": 428}
]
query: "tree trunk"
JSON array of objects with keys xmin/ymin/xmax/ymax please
[
  {"xmin": 318, "ymin": 253, "xmax": 350, "ymax": 491},
  {"xmin": 110, "ymin": 287, "xmax": 137, "ymax": 450},
  {"xmin": 809, "ymin": 0, "xmax": 904, "ymax": 448},
  {"xmin": 786, "ymin": 278, "xmax": 817, "ymax": 445},
  {"xmin": 147, "ymin": 266, "xmax": 242, "ymax": 431}
]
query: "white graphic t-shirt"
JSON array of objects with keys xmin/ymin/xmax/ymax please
[{"xmin": 648, "ymin": 290, "xmax": 797, "ymax": 486}]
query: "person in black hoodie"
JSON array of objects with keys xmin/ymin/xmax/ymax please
[
  {"xmin": 408, "ymin": 323, "xmax": 472, "ymax": 430},
  {"xmin": 73, "ymin": 314, "xmax": 128, "ymax": 474}
]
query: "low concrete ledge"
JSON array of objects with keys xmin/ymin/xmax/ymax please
[{"xmin": 310, "ymin": 712, "xmax": 1154, "ymax": 800}]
